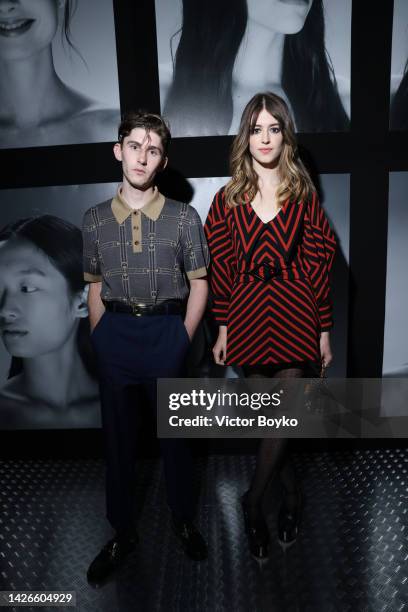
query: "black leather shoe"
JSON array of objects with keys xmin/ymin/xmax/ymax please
[
  {"xmin": 241, "ymin": 492, "xmax": 269, "ymax": 560},
  {"xmin": 87, "ymin": 535, "xmax": 137, "ymax": 587},
  {"xmin": 278, "ymin": 493, "xmax": 301, "ymax": 548},
  {"xmin": 172, "ymin": 517, "xmax": 208, "ymax": 561}
]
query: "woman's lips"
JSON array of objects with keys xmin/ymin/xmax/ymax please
[
  {"xmin": 0, "ymin": 19, "xmax": 35, "ymax": 37},
  {"xmin": 278, "ymin": 0, "xmax": 309, "ymax": 6},
  {"xmin": 2, "ymin": 330, "xmax": 28, "ymax": 337},
  {"xmin": 259, "ymin": 148, "xmax": 273, "ymax": 154}
]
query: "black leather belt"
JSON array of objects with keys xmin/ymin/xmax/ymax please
[
  {"xmin": 237, "ymin": 263, "xmax": 308, "ymax": 284},
  {"xmin": 240, "ymin": 263, "xmax": 282, "ymax": 283},
  {"xmin": 103, "ymin": 300, "xmax": 186, "ymax": 317}
]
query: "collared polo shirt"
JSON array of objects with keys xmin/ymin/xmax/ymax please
[{"xmin": 82, "ymin": 187, "xmax": 209, "ymax": 304}]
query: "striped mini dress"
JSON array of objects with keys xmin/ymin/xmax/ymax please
[{"xmin": 204, "ymin": 187, "xmax": 336, "ymax": 366}]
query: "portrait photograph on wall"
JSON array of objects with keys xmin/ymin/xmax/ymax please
[
  {"xmin": 0, "ymin": 181, "xmax": 119, "ymax": 430},
  {"xmin": 390, "ymin": 0, "xmax": 408, "ymax": 130},
  {"xmin": 0, "ymin": 0, "xmax": 120, "ymax": 150},
  {"xmin": 155, "ymin": 0, "xmax": 351, "ymax": 137},
  {"xmin": 381, "ymin": 172, "xmax": 408, "ymax": 416},
  {"xmin": 187, "ymin": 173, "xmax": 350, "ymax": 377}
]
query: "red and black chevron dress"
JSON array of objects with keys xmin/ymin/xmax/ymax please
[{"xmin": 204, "ymin": 187, "xmax": 337, "ymax": 366}]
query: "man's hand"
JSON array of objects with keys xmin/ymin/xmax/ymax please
[
  {"xmin": 88, "ymin": 281, "xmax": 105, "ymax": 332},
  {"xmin": 184, "ymin": 278, "xmax": 208, "ymax": 340}
]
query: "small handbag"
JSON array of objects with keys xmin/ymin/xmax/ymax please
[{"xmin": 304, "ymin": 363, "xmax": 334, "ymax": 415}]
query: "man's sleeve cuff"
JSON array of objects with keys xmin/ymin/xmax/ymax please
[
  {"xmin": 84, "ymin": 272, "xmax": 102, "ymax": 282},
  {"xmin": 187, "ymin": 267, "xmax": 208, "ymax": 280}
]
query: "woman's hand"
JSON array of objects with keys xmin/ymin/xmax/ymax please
[
  {"xmin": 213, "ymin": 325, "xmax": 227, "ymax": 365},
  {"xmin": 320, "ymin": 331, "xmax": 333, "ymax": 369}
]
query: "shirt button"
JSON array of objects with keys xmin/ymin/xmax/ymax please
[
  {"xmin": 134, "ymin": 240, "xmax": 139, "ymax": 245},
  {"xmin": 133, "ymin": 211, "xmax": 138, "ymax": 215},
  {"xmin": 133, "ymin": 226, "xmax": 139, "ymax": 230}
]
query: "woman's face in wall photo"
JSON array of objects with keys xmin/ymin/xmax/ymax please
[
  {"xmin": 0, "ymin": 0, "xmax": 59, "ymax": 61},
  {"xmin": 0, "ymin": 239, "xmax": 80, "ymax": 358},
  {"xmin": 246, "ymin": 0, "xmax": 313, "ymax": 34}
]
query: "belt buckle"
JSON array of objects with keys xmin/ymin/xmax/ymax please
[
  {"xmin": 263, "ymin": 265, "xmax": 273, "ymax": 282},
  {"xmin": 131, "ymin": 303, "xmax": 144, "ymax": 317}
]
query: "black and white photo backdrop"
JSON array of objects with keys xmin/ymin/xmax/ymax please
[
  {"xmin": 390, "ymin": 0, "xmax": 408, "ymax": 130},
  {"xmin": 0, "ymin": 0, "xmax": 120, "ymax": 149},
  {"xmin": 0, "ymin": 182, "xmax": 118, "ymax": 429},
  {"xmin": 381, "ymin": 173, "xmax": 408, "ymax": 416},
  {"xmin": 155, "ymin": 0, "xmax": 351, "ymax": 136}
]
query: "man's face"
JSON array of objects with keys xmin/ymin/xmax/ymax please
[{"xmin": 113, "ymin": 128, "xmax": 167, "ymax": 190}]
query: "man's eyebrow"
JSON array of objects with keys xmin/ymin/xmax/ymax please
[{"xmin": 127, "ymin": 140, "xmax": 162, "ymax": 152}]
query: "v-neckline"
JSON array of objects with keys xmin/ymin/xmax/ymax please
[{"xmin": 248, "ymin": 199, "xmax": 286, "ymax": 225}]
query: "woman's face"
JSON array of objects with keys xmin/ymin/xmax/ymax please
[
  {"xmin": 246, "ymin": 0, "xmax": 313, "ymax": 34},
  {"xmin": 0, "ymin": 239, "xmax": 80, "ymax": 358},
  {"xmin": 249, "ymin": 108, "xmax": 284, "ymax": 167},
  {"xmin": 0, "ymin": 0, "xmax": 59, "ymax": 61}
]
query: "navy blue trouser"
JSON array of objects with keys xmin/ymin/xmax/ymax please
[{"xmin": 91, "ymin": 311, "xmax": 194, "ymax": 535}]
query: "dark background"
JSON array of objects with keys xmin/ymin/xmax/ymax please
[{"xmin": 0, "ymin": 1, "xmax": 407, "ymax": 454}]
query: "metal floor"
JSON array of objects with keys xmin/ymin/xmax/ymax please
[{"xmin": 0, "ymin": 449, "xmax": 407, "ymax": 612}]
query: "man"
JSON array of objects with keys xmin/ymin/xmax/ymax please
[{"xmin": 82, "ymin": 111, "xmax": 209, "ymax": 586}]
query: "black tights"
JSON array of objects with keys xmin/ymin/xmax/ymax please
[{"xmin": 242, "ymin": 365, "xmax": 304, "ymax": 521}]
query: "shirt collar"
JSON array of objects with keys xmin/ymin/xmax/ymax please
[{"xmin": 111, "ymin": 185, "xmax": 165, "ymax": 223}]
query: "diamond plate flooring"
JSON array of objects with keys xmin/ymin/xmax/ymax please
[{"xmin": 0, "ymin": 450, "xmax": 407, "ymax": 612}]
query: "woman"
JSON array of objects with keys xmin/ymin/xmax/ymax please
[
  {"xmin": 161, "ymin": 0, "xmax": 349, "ymax": 136},
  {"xmin": 0, "ymin": 0, "xmax": 118, "ymax": 149},
  {"xmin": 0, "ymin": 215, "xmax": 99, "ymax": 429},
  {"xmin": 204, "ymin": 92, "xmax": 336, "ymax": 558}
]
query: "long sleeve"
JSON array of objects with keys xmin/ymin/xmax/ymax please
[
  {"xmin": 204, "ymin": 189, "xmax": 237, "ymax": 325},
  {"xmin": 302, "ymin": 193, "xmax": 337, "ymax": 331}
]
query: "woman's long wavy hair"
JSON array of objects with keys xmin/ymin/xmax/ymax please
[
  {"xmin": 0, "ymin": 215, "xmax": 97, "ymax": 381},
  {"xmin": 164, "ymin": 0, "xmax": 349, "ymax": 135},
  {"xmin": 225, "ymin": 92, "xmax": 315, "ymax": 208}
]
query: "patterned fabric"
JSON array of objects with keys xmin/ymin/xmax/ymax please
[
  {"xmin": 82, "ymin": 191, "xmax": 209, "ymax": 304},
  {"xmin": 204, "ymin": 187, "xmax": 336, "ymax": 366}
]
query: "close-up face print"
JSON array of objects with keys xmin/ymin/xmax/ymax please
[
  {"xmin": 246, "ymin": 0, "xmax": 313, "ymax": 35},
  {"xmin": 0, "ymin": 238, "xmax": 81, "ymax": 358},
  {"xmin": 0, "ymin": 0, "xmax": 60, "ymax": 61}
]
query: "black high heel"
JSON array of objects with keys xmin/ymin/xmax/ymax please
[
  {"xmin": 241, "ymin": 492, "xmax": 270, "ymax": 560},
  {"xmin": 277, "ymin": 490, "xmax": 302, "ymax": 549}
]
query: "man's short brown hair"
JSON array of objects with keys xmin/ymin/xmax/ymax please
[{"xmin": 118, "ymin": 111, "xmax": 171, "ymax": 155}]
